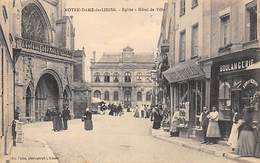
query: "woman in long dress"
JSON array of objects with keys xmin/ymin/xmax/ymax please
[
  {"xmin": 152, "ymin": 107, "xmax": 162, "ymax": 129},
  {"xmin": 169, "ymin": 110, "xmax": 180, "ymax": 137},
  {"xmin": 83, "ymin": 108, "xmax": 93, "ymax": 130},
  {"xmin": 254, "ymin": 122, "xmax": 260, "ymax": 158},
  {"xmin": 236, "ymin": 108, "xmax": 255, "ymax": 156},
  {"xmin": 227, "ymin": 110, "xmax": 241, "ymax": 151},
  {"xmin": 206, "ymin": 107, "xmax": 221, "ymax": 144}
]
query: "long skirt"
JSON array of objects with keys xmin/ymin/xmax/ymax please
[
  {"xmin": 255, "ymin": 142, "xmax": 260, "ymax": 158},
  {"xmin": 169, "ymin": 121, "xmax": 179, "ymax": 133},
  {"xmin": 255, "ymin": 128, "xmax": 260, "ymax": 158},
  {"xmin": 84, "ymin": 119, "xmax": 93, "ymax": 130},
  {"xmin": 153, "ymin": 121, "xmax": 161, "ymax": 129},
  {"xmin": 57, "ymin": 117, "xmax": 63, "ymax": 131},
  {"xmin": 236, "ymin": 130, "xmax": 255, "ymax": 156},
  {"xmin": 134, "ymin": 111, "xmax": 140, "ymax": 118},
  {"xmin": 206, "ymin": 121, "xmax": 221, "ymax": 138},
  {"xmin": 227, "ymin": 123, "xmax": 239, "ymax": 149}
]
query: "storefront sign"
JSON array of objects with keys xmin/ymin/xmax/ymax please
[
  {"xmin": 243, "ymin": 79, "xmax": 258, "ymax": 89},
  {"xmin": 219, "ymin": 59, "xmax": 254, "ymax": 73}
]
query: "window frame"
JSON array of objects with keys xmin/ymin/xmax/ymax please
[
  {"xmin": 113, "ymin": 72, "xmax": 119, "ymax": 82},
  {"xmin": 191, "ymin": 0, "xmax": 198, "ymax": 9},
  {"xmin": 124, "ymin": 72, "xmax": 131, "ymax": 82},
  {"xmin": 94, "ymin": 72, "xmax": 101, "ymax": 83},
  {"xmin": 220, "ymin": 14, "xmax": 231, "ymax": 46},
  {"xmin": 114, "ymin": 91, "xmax": 119, "ymax": 101},
  {"xmin": 137, "ymin": 91, "xmax": 142, "ymax": 101},
  {"xmin": 104, "ymin": 91, "xmax": 110, "ymax": 101},
  {"xmin": 104, "ymin": 72, "xmax": 110, "ymax": 83},
  {"xmin": 245, "ymin": 1, "xmax": 257, "ymax": 42},
  {"xmin": 180, "ymin": 0, "xmax": 186, "ymax": 16},
  {"xmin": 179, "ymin": 30, "xmax": 186, "ymax": 62},
  {"xmin": 191, "ymin": 23, "xmax": 199, "ymax": 59},
  {"xmin": 93, "ymin": 90, "xmax": 101, "ymax": 99}
]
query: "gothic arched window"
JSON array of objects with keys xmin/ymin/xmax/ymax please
[{"xmin": 22, "ymin": 4, "xmax": 49, "ymax": 43}]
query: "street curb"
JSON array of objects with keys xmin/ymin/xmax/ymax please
[{"xmin": 152, "ymin": 131, "xmax": 256, "ymax": 163}]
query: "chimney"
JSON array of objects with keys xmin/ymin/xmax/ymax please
[{"xmin": 91, "ymin": 51, "xmax": 96, "ymax": 63}]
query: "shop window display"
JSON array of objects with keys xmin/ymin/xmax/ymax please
[{"xmin": 219, "ymin": 82, "xmax": 231, "ymax": 120}]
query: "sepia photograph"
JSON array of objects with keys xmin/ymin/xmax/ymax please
[{"xmin": 0, "ymin": 0, "xmax": 260, "ymax": 163}]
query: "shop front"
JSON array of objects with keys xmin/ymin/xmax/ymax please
[
  {"xmin": 210, "ymin": 48, "xmax": 260, "ymax": 138},
  {"xmin": 163, "ymin": 59, "xmax": 206, "ymax": 137}
]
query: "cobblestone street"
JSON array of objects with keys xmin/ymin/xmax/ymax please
[{"xmin": 21, "ymin": 112, "xmax": 238, "ymax": 163}]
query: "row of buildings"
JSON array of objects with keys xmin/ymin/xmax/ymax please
[
  {"xmin": 157, "ymin": 0, "xmax": 259, "ymax": 138},
  {"xmin": 0, "ymin": 0, "xmax": 90, "ymax": 158}
]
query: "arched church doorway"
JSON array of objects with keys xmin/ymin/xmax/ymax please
[{"xmin": 35, "ymin": 73, "xmax": 61, "ymax": 121}]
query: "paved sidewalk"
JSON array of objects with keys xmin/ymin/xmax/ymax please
[
  {"xmin": 2, "ymin": 138, "xmax": 59, "ymax": 163},
  {"xmin": 152, "ymin": 129, "xmax": 260, "ymax": 163}
]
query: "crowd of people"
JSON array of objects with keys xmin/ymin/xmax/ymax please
[
  {"xmin": 133, "ymin": 104, "xmax": 152, "ymax": 119},
  {"xmin": 227, "ymin": 107, "xmax": 260, "ymax": 157},
  {"xmin": 151, "ymin": 104, "xmax": 260, "ymax": 158},
  {"xmin": 107, "ymin": 103, "xmax": 123, "ymax": 116},
  {"xmin": 45, "ymin": 105, "xmax": 71, "ymax": 132}
]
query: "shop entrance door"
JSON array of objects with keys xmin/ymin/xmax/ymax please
[
  {"xmin": 231, "ymin": 90, "xmax": 241, "ymax": 113},
  {"xmin": 124, "ymin": 90, "xmax": 131, "ymax": 108}
]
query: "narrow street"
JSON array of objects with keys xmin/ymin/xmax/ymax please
[{"xmin": 22, "ymin": 112, "xmax": 237, "ymax": 163}]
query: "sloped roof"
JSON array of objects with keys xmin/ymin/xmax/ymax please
[
  {"xmin": 97, "ymin": 53, "xmax": 154, "ymax": 63},
  {"xmin": 98, "ymin": 54, "xmax": 121, "ymax": 63}
]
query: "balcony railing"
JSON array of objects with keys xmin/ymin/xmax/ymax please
[{"xmin": 15, "ymin": 37, "xmax": 73, "ymax": 58}]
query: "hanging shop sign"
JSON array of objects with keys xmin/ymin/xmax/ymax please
[
  {"xmin": 219, "ymin": 59, "xmax": 254, "ymax": 73},
  {"xmin": 243, "ymin": 79, "xmax": 258, "ymax": 89}
]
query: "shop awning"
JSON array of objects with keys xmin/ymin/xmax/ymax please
[
  {"xmin": 163, "ymin": 59, "xmax": 205, "ymax": 83},
  {"xmin": 246, "ymin": 61, "xmax": 260, "ymax": 70}
]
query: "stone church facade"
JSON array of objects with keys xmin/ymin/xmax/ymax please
[{"xmin": 90, "ymin": 47, "xmax": 154, "ymax": 108}]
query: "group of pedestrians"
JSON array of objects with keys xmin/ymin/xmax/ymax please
[
  {"xmin": 133, "ymin": 105, "xmax": 151, "ymax": 118},
  {"xmin": 108, "ymin": 103, "xmax": 123, "ymax": 116},
  {"xmin": 49, "ymin": 105, "xmax": 71, "ymax": 132},
  {"xmin": 227, "ymin": 107, "xmax": 260, "ymax": 157}
]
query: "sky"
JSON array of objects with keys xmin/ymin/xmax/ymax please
[{"xmin": 65, "ymin": 0, "xmax": 166, "ymax": 81}]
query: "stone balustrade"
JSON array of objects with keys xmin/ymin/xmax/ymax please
[{"xmin": 15, "ymin": 37, "xmax": 73, "ymax": 58}]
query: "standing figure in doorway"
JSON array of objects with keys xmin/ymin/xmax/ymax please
[
  {"xmin": 206, "ymin": 106, "xmax": 221, "ymax": 144},
  {"xmin": 82, "ymin": 108, "xmax": 93, "ymax": 130}
]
